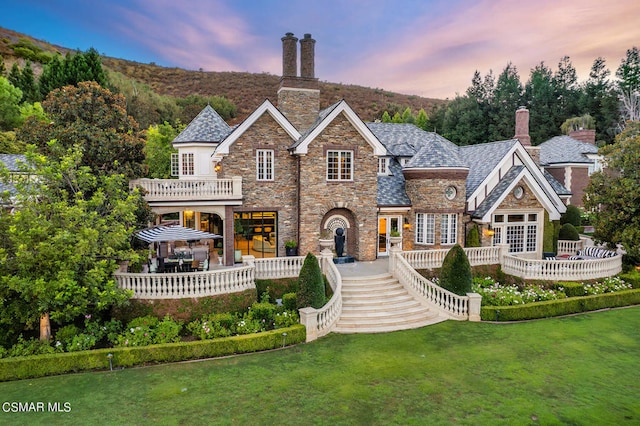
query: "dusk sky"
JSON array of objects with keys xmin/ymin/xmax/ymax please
[{"xmin": 2, "ymin": 0, "xmax": 639, "ymax": 99}]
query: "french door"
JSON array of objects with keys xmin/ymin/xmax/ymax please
[{"xmin": 378, "ymin": 216, "xmax": 401, "ymax": 256}]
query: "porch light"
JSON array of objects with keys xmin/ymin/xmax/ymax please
[
  {"xmin": 403, "ymin": 217, "xmax": 411, "ymax": 229},
  {"xmin": 483, "ymin": 225, "xmax": 495, "ymax": 237},
  {"xmin": 214, "ymin": 162, "xmax": 221, "ymax": 173}
]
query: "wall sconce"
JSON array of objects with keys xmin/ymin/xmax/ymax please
[
  {"xmin": 483, "ymin": 225, "xmax": 495, "ymax": 237},
  {"xmin": 214, "ymin": 163, "xmax": 221, "ymax": 173},
  {"xmin": 403, "ymin": 217, "xmax": 411, "ymax": 230}
]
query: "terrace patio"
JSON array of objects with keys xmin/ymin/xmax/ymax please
[{"xmin": 114, "ymin": 241, "xmax": 623, "ymax": 341}]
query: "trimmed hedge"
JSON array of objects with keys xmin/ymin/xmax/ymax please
[
  {"xmin": 555, "ymin": 281, "xmax": 585, "ymax": 297},
  {"xmin": 481, "ymin": 289, "xmax": 640, "ymax": 321},
  {"xmin": 0, "ymin": 324, "xmax": 305, "ymax": 382}
]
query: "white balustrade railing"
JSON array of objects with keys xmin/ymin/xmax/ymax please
[
  {"xmin": 115, "ymin": 266, "xmax": 255, "ymax": 299},
  {"xmin": 501, "ymin": 253, "xmax": 622, "ymax": 281},
  {"xmin": 253, "ymin": 256, "xmax": 305, "ymax": 279},
  {"xmin": 557, "ymin": 239, "xmax": 586, "ymax": 256},
  {"xmin": 299, "ymin": 253, "xmax": 343, "ymax": 342},
  {"xmin": 131, "ymin": 177, "xmax": 242, "ymax": 201},
  {"xmin": 393, "ymin": 254, "xmax": 470, "ymax": 320},
  {"xmin": 401, "ymin": 246, "xmax": 502, "ymax": 269}
]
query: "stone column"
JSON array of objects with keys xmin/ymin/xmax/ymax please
[
  {"xmin": 466, "ymin": 292, "xmax": 482, "ymax": 322},
  {"xmin": 299, "ymin": 307, "xmax": 317, "ymax": 342}
]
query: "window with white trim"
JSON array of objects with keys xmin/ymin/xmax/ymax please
[
  {"xmin": 415, "ymin": 213, "xmax": 435, "ymax": 245},
  {"xmin": 256, "ymin": 149, "xmax": 274, "ymax": 181},
  {"xmin": 493, "ymin": 213, "xmax": 538, "ymax": 253},
  {"xmin": 378, "ymin": 157, "xmax": 389, "ymax": 175},
  {"xmin": 440, "ymin": 213, "xmax": 458, "ymax": 245},
  {"xmin": 327, "ymin": 150, "xmax": 353, "ymax": 181},
  {"xmin": 181, "ymin": 153, "xmax": 194, "ymax": 176},
  {"xmin": 171, "ymin": 153, "xmax": 179, "ymax": 177}
]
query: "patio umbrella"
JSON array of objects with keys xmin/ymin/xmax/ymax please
[{"xmin": 136, "ymin": 225, "xmax": 222, "ymax": 243}]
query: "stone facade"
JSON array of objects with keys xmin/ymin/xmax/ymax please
[
  {"xmin": 277, "ymin": 87, "xmax": 320, "ymax": 132},
  {"xmin": 496, "ymin": 179, "xmax": 542, "ymax": 210},
  {"xmin": 405, "ymin": 172, "xmax": 467, "ymax": 249},
  {"xmin": 218, "ymin": 113, "xmax": 299, "ymax": 256},
  {"xmin": 298, "ymin": 113, "xmax": 379, "ymax": 260}
]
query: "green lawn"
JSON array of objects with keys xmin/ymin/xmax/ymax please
[{"xmin": 1, "ymin": 307, "xmax": 639, "ymax": 425}]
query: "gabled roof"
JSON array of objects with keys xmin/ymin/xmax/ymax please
[
  {"xmin": 539, "ymin": 135, "xmax": 598, "ymax": 165},
  {"xmin": 367, "ymin": 123, "xmax": 466, "ymax": 169},
  {"xmin": 472, "ymin": 166, "xmax": 523, "ymax": 219},
  {"xmin": 216, "ymin": 99, "xmax": 301, "ymax": 155},
  {"xmin": 459, "ymin": 139, "xmax": 518, "ymax": 195},
  {"xmin": 378, "ymin": 159, "xmax": 411, "ymax": 206},
  {"xmin": 173, "ymin": 104, "xmax": 232, "ymax": 144},
  {"xmin": 290, "ymin": 100, "xmax": 386, "ymax": 155}
]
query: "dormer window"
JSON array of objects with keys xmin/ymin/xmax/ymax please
[
  {"xmin": 327, "ymin": 150, "xmax": 353, "ymax": 181},
  {"xmin": 256, "ymin": 149, "xmax": 274, "ymax": 181},
  {"xmin": 378, "ymin": 157, "xmax": 390, "ymax": 175}
]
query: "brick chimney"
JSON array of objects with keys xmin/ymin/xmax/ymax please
[
  {"xmin": 569, "ymin": 129, "xmax": 596, "ymax": 145},
  {"xmin": 515, "ymin": 106, "xmax": 531, "ymax": 146},
  {"xmin": 278, "ymin": 33, "xmax": 320, "ymax": 132},
  {"xmin": 514, "ymin": 107, "xmax": 541, "ymax": 165}
]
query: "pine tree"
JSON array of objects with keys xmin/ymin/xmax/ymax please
[
  {"xmin": 414, "ymin": 108, "xmax": 428, "ymax": 130},
  {"xmin": 381, "ymin": 111, "xmax": 391, "ymax": 122},
  {"xmin": 401, "ymin": 107, "xmax": 414, "ymax": 124}
]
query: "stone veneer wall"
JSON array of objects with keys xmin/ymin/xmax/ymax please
[
  {"xmin": 218, "ymin": 113, "xmax": 299, "ymax": 255},
  {"xmin": 405, "ymin": 174, "xmax": 467, "ymax": 249},
  {"xmin": 495, "ymin": 179, "xmax": 543, "ymax": 210},
  {"xmin": 298, "ymin": 113, "xmax": 379, "ymax": 260},
  {"xmin": 277, "ymin": 87, "xmax": 319, "ymax": 132}
]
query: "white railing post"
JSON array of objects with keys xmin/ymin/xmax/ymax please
[
  {"xmin": 299, "ymin": 307, "xmax": 318, "ymax": 342},
  {"xmin": 467, "ymin": 292, "xmax": 482, "ymax": 322},
  {"xmin": 242, "ymin": 255, "xmax": 256, "ymax": 268},
  {"xmin": 319, "ymin": 249, "xmax": 333, "ymax": 274}
]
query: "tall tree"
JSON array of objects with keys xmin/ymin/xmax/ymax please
[
  {"xmin": 442, "ymin": 95, "xmax": 486, "ymax": 145},
  {"xmin": 579, "ymin": 57, "xmax": 618, "ymax": 144},
  {"xmin": 144, "ymin": 122, "xmax": 182, "ymax": 178},
  {"xmin": 38, "ymin": 53, "xmax": 64, "ymax": 99},
  {"xmin": 0, "ymin": 144, "xmax": 141, "ymax": 341},
  {"xmin": 0, "ymin": 77, "xmax": 23, "ymax": 131},
  {"xmin": 553, "ymin": 56, "xmax": 581, "ymax": 119},
  {"xmin": 584, "ymin": 120, "xmax": 640, "ymax": 264},
  {"xmin": 616, "ymin": 47, "xmax": 640, "ymax": 122},
  {"xmin": 524, "ymin": 62, "xmax": 558, "ymax": 144},
  {"xmin": 487, "ymin": 63, "xmax": 523, "ymax": 141},
  {"xmin": 18, "ymin": 81, "xmax": 146, "ymax": 179},
  {"xmin": 19, "ymin": 61, "xmax": 39, "ymax": 103},
  {"xmin": 414, "ymin": 108, "xmax": 428, "ymax": 130}
]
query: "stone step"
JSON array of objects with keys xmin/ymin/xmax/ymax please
[
  {"xmin": 341, "ymin": 288, "xmax": 408, "ymax": 300},
  {"xmin": 339, "ymin": 305, "xmax": 429, "ymax": 320},
  {"xmin": 341, "ymin": 298, "xmax": 424, "ymax": 312},
  {"xmin": 333, "ymin": 315, "xmax": 448, "ymax": 334},
  {"xmin": 341, "ymin": 273, "xmax": 393, "ymax": 283}
]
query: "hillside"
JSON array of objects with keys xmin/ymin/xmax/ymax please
[{"xmin": 1, "ymin": 26, "xmax": 445, "ymax": 124}]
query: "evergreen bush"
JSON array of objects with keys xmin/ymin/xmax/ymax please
[
  {"xmin": 296, "ymin": 253, "xmax": 325, "ymax": 309},
  {"xmin": 558, "ymin": 223, "xmax": 580, "ymax": 241},
  {"xmin": 439, "ymin": 244, "xmax": 472, "ymax": 296},
  {"xmin": 282, "ymin": 293, "xmax": 297, "ymax": 310},
  {"xmin": 560, "ymin": 205, "xmax": 582, "ymax": 227},
  {"xmin": 466, "ymin": 225, "xmax": 480, "ymax": 247}
]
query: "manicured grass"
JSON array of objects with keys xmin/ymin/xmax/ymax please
[{"xmin": 1, "ymin": 307, "xmax": 639, "ymax": 425}]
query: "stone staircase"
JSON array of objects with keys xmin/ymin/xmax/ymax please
[{"xmin": 333, "ymin": 272, "xmax": 447, "ymax": 334}]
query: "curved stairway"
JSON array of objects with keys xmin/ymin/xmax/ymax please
[{"xmin": 333, "ymin": 272, "xmax": 447, "ymax": 334}]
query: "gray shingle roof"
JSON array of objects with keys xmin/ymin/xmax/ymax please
[
  {"xmin": 378, "ymin": 159, "xmax": 411, "ymax": 206},
  {"xmin": 459, "ymin": 139, "xmax": 518, "ymax": 195},
  {"xmin": 539, "ymin": 135, "xmax": 598, "ymax": 165},
  {"xmin": 0, "ymin": 154, "xmax": 27, "ymax": 198},
  {"xmin": 472, "ymin": 165, "xmax": 523, "ymax": 219},
  {"xmin": 366, "ymin": 123, "xmax": 465, "ymax": 168},
  {"xmin": 544, "ymin": 170, "xmax": 571, "ymax": 195},
  {"xmin": 173, "ymin": 104, "xmax": 232, "ymax": 144}
]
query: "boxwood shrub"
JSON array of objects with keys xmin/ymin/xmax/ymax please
[
  {"xmin": 481, "ymin": 289, "xmax": 640, "ymax": 321},
  {"xmin": 554, "ymin": 281, "xmax": 585, "ymax": 297},
  {"xmin": 0, "ymin": 325, "xmax": 305, "ymax": 382}
]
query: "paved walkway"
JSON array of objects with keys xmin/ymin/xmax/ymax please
[{"xmin": 335, "ymin": 257, "xmax": 390, "ymax": 277}]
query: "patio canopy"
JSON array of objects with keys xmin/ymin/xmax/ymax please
[{"xmin": 136, "ymin": 225, "xmax": 222, "ymax": 243}]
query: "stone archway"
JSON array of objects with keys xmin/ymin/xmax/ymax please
[{"xmin": 321, "ymin": 209, "xmax": 357, "ymax": 258}]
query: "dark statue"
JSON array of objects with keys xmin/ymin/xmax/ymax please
[{"xmin": 334, "ymin": 228, "xmax": 345, "ymax": 257}]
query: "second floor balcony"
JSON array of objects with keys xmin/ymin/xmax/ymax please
[{"xmin": 131, "ymin": 177, "xmax": 242, "ymax": 202}]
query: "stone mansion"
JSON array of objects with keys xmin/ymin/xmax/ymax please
[{"xmin": 133, "ymin": 33, "xmax": 569, "ymax": 265}]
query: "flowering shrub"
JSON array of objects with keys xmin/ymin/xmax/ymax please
[
  {"xmin": 187, "ymin": 313, "xmax": 235, "ymax": 340},
  {"xmin": 583, "ymin": 276, "xmax": 632, "ymax": 295},
  {"xmin": 274, "ymin": 311, "xmax": 299, "ymax": 328},
  {"xmin": 472, "ymin": 277, "xmax": 566, "ymax": 306},
  {"xmin": 115, "ymin": 315, "xmax": 182, "ymax": 347}
]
